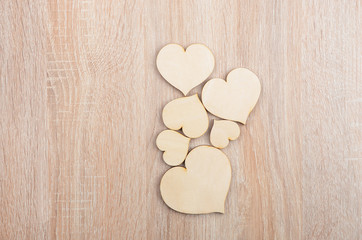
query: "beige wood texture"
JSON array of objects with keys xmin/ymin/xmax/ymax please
[
  {"xmin": 202, "ymin": 68, "xmax": 261, "ymax": 124},
  {"xmin": 0, "ymin": 0, "xmax": 360, "ymax": 239},
  {"xmin": 160, "ymin": 146, "xmax": 231, "ymax": 214},
  {"xmin": 156, "ymin": 43, "xmax": 215, "ymax": 95},
  {"xmin": 156, "ymin": 130, "xmax": 190, "ymax": 166},
  {"xmin": 210, "ymin": 120, "xmax": 240, "ymax": 149},
  {"xmin": 162, "ymin": 94, "xmax": 209, "ymax": 138}
]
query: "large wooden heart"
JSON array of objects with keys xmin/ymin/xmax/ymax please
[
  {"xmin": 202, "ymin": 68, "xmax": 261, "ymax": 124},
  {"xmin": 160, "ymin": 146, "xmax": 231, "ymax": 214},
  {"xmin": 156, "ymin": 44, "xmax": 215, "ymax": 95}
]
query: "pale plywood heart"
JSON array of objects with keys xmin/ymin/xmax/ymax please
[
  {"xmin": 156, "ymin": 43, "xmax": 215, "ymax": 95},
  {"xmin": 202, "ymin": 68, "xmax": 261, "ymax": 124},
  {"xmin": 210, "ymin": 120, "xmax": 240, "ymax": 148},
  {"xmin": 156, "ymin": 130, "xmax": 190, "ymax": 166},
  {"xmin": 162, "ymin": 94, "xmax": 209, "ymax": 138},
  {"xmin": 160, "ymin": 146, "xmax": 231, "ymax": 214}
]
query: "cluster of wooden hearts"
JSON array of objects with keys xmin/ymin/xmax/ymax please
[{"xmin": 156, "ymin": 43, "xmax": 261, "ymax": 214}]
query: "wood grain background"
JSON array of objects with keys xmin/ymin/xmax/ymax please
[{"xmin": 0, "ymin": 0, "xmax": 361, "ymax": 239}]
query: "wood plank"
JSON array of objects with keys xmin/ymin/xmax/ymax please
[
  {"xmin": 0, "ymin": 1, "xmax": 48, "ymax": 239},
  {"xmin": 0, "ymin": 0, "xmax": 360, "ymax": 239},
  {"xmin": 301, "ymin": 1, "xmax": 361, "ymax": 239}
]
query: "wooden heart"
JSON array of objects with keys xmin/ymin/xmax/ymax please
[
  {"xmin": 162, "ymin": 94, "xmax": 209, "ymax": 138},
  {"xmin": 156, "ymin": 43, "xmax": 215, "ymax": 95},
  {"xmin": 202, "ymin": 68, "xmax": 261, "ymax": 124},
  {"xmin": 156, "ymin": 130, "xmax": 190, "ymax": 166},
  {"xmin": 210, "ymin": 120, "xmax": 240, "ymax": 148},
  {"xmin": 160, "ymin": 146, "xmax": 231, "ymax": 214}
]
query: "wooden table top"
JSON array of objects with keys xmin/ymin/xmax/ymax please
[{"xmin": 1, "ymin": 0, "xmax": 360, "ymax": 239}]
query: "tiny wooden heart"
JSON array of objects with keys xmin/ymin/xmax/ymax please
[
  {"xmin": 156, "ymin": 130, "xmax": 190, "ymax": 166},
  {"xmin": 202, "ymin": 68, "xmax": 261, "ymax": 124},
  {"xmin": 156, "ymin": 43, "xmax": 215, "ymax": 95},
  {"xmin": 162, "ymin": 94, "xmax": 209, "ymax": 138},
  {"xmin": 210, "ymin": 120, "xmax": 240, "ymax": 148},
  {"xmin": 160, "ymin": 146, "xmax": 231, "ymax": 214}
]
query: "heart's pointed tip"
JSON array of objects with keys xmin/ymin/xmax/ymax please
[
  {"xmin": 214, "ymin": 203, "xmax": 226, "ymax": 214},
  {"xmin": 236, "ymin": 119, "xmax": 246, "ymax": 125},
  {"xmin": 238, "ymin": 116, "xmax": 247, "ymax": 124},
  {"xmin": 216, "ymin": 208, "xmax": 225, "ymax": 214},
  {"xmin": 181, "ymin": 90, "xmax": 189, "ymax": 96}
]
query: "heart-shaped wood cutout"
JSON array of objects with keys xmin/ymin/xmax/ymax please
[
  {"xmin": 160, "ymin": 146, "xmax": 231, "ymax": 214},
  {"xmin": 156, "ymin": 130, "xmax": 190, "ymax": 166},
  {"xmin": 210, "ymin": 120, "xmax": 240, "ymax": 148},
  {"xmin": 162, "ymin": 94, "xmax": 209, "ymax": 138},
  {"xmin": 156, "ymin": 43, "xmax": 215, "ymax": 95},
  {"xmin": 202, "ymin": 68, "xmax": 261, "ymax": 124}
]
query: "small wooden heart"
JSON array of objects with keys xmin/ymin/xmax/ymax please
[
  {"xmin": 157, "ymin": 44, "xmax": 215, "ymax": 95},
  {"xmin": 202, "ymin": 68, "xmax": 261, "ymax": 124},
  {"xmin": 210, "ymin": 120, "xmax": 240, "ymax": 148},
  {"xmin": 162, "ymin": 94, "xmax": 209, "ymax": 138},
  {"xmin": 160, "ymin": 146, "xmax": 231, "ymax": 214},
  {"xmin": 156, "ymin": 130, "xmax": 190, "ymax": 166}
]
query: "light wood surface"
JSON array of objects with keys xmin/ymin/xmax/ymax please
[{"xmin": 0, "ymin": 0, "xmax": 360, "ymax": 239}]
